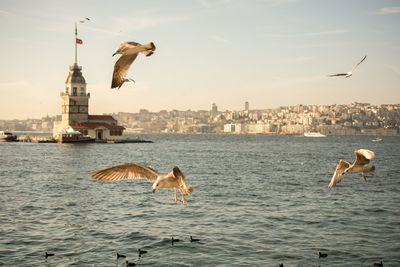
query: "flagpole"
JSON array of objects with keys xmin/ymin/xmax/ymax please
[{"xmin": 74, "ymin": 21, "xmax": 77, "ymax": 65}]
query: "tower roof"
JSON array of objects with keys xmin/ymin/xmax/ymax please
[{"xmin": 65, "ymin": 63, "xmax": 86, "ymax": 84}]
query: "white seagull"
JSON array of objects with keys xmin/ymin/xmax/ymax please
[
  {"xmin": 91, "ymin": 163, "xmax": 194, "ymax": 204},
  {"xmin": 328, "ymin": 55, "xmax": 367, "ymax": 78},
  {"xmin": 111, "ymin": 41, "xmax": 156, "ymax": 89},
  {"xmin": 328, "ymin": 149, "xmax": 375, "ymax": 188}
]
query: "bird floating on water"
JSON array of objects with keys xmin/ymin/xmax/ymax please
[
  {"xmin": 137, "ymin": 248, "xmax": 147, "ymax": 257},
  {"xmin": 43, "ymin": 252, "xmax": 54, "ymax": 259},
  {"xmin": 116, "ymin": 252, "xmax": 126, "ymax": 259},
  {"xmin": 91, "ymin": 163, "xmax": 193, "ymax": 204},
  {"xmin": 318, "ymin": 252, "xmax": 328, "ymax": 258},
  {"xmin": 171, "ymin": 237, "xmax": 180, "ymax": 245},
  {"xmin": 329, "ymin": 149, "xmax": 375, "ymax": 188},
  {"xmin": 328, "ymin": 55, "xmax": 366, "ymax": 78},
  {"xmin": 190, "ymin": 236, "xmax": 199, "ymax": 242},
  {"xmin": 111, "ymin": 41, "xmax": 156, "ymax": 89},
  {"xmin": 373, "ymin": 261, "xmax": 383, "ymax": 267},
  {"xmin": 125, "ymin": 260, "xmax": 136, "ymax": 266}
]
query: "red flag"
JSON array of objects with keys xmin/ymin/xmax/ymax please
[{"xmin": 76, "ymin": 38, "xmax": 83, "ymax": 44}]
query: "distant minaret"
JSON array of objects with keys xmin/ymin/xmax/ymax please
[{"xmin": 245, "ymin": 101, "xmax": 249, "ymax": 111}]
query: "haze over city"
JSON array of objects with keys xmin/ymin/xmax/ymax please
[{"xmin": 0, "ymin": 0, "xmax": 399, "ymax": 120}]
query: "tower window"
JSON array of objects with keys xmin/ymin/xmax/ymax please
[{"xmin": 73, "ymin": 87, "xmax": 77, "ymax": 96}]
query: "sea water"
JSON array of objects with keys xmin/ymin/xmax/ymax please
[{"xmin": 0, "ymin": 135, "xmax": 399, "ymax": 266}]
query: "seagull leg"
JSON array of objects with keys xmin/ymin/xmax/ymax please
[
  {"xmin": 179, "ymin": 189, "xmax": 187, "ymax": 204},
  {"xmin": 174, "ymin": 188, "xmax": 179, "ymax": 202},
  {"xmin": 362, "ymin": 173, "xmax": 367, "ymax": 181}
]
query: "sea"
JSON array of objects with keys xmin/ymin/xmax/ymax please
[{"xmin": 0, "ymin": 134, "xmax": 399, "ymax": 267}]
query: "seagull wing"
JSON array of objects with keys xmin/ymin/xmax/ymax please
[
  {"xmin": 139, "ymin": 42, "xmax": 156, "ymax": 57},
  {"xmin": 354, "ymin": 149, "xmax": 374, "ymax": 166},
  {"xmin": 328, "ymin": 73, "xmax": 348, "ymax": 77},
  {"xmin": 111, "ymin": 53, "xmax": 138, "ymax": 89},
  {"xmin": 329, "ymin": 160, "xmax": 351, "ymax": 188},
  {"xmin": 91, "ymin": 163, "xmax": 159, "ymax": 182},
  {"xmin": 172, "ymin": 166, "xmax": 193, "ymax": 194},
  {"xmin": 350, "ymin": 55, "xmax": 367, "ymax": 73}
]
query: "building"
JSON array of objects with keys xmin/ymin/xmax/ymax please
[
  {"xmin": 211, "ymin": 103, "xmax": 218, "ymax": 117},
  {"xmin": 245, "ymin": 101, "xmax": 249, "ymax": 111},
  {"xmin": 53, "ymin": 24, "xmax": 124, "ymax": 141}
]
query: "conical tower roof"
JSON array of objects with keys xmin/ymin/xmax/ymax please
[{"xmin": 65, "ymin": 63, "xmax": 86, "ymax": 84}]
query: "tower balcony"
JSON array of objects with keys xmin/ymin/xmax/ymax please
[{"xmin": 60, "ymin": 92, "xmax": 90, "ymax": 98}]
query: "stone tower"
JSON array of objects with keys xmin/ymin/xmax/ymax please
[{"xmin": 61, "ymin": 63, "xmax": 90, "ymax": 126}]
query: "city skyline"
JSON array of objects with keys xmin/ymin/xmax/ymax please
[{"xmin": 1, "ymin": 0, "xmax": 400, "ymax": 120}]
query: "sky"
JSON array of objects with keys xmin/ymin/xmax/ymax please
[{"xmin": 0, "ymin": 0, "xmax": 399, "ymax": 120}]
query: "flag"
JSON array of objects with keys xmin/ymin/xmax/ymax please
[{"xmin": 76, "ymin": 38, "xmax": 83, "ymax": 44}]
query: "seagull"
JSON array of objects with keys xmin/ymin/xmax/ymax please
[
  {"xmin": 79, "ymin": 18, "xmax": 90, "ymax": 23},
  {"xmin": 329, "ymin": 149, "xmax": 375, "ymax": 188},
  {"xmin": 328, "ymin": 55, "xmax": 367, "ymax": 78},
  {"xmin": 111, "ymin": 41, "xmax": 156, "ymax": 89},
  {"xmin": 91, "ymin": 163, "xmax": 193, "ymax": 204}
]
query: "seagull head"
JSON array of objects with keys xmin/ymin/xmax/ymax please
[{"xmin": 152, "ymin": 182, "xmax": 159, "ymax": 194}]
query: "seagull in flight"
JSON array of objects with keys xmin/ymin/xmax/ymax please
[
  {"xmin": 91, "ymin": 163, "xmax": 193, "ymax": 204},
  {"xmin": 111, "ymin": 41, "xmax": 156, "ymax": 89},
  {"xmin": 329, "ymin": 149, "xmax": 375, "ymax": 188},
  {"xmin": 328, "ymin": 55, "xmax": 367, "ymax": 78}
]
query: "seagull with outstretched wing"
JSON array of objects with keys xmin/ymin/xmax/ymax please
[
  {"xmin": 329, "ymin": 149, "xmax": 375, "ymax": 188},
  {"xmin": 91, "ymin": 163, "xmax": 193, "ymax": 204},
  {"xmin": 328, "ymin": 55, "xmax": 367, "ymax": 78},
  {"xmin": 111, "ymin": 41, "xmax": 156, "ymax": 89}
]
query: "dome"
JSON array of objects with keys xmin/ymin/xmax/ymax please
[{"xmin": 65, "ymin": 64, "xmax": 86, "ymax": 84}]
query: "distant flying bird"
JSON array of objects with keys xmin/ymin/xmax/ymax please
[
  {"xmin": 79, "ymin": 18, "xmax": 90, "ymax": 23},
  {"xmin": 111, "ymin": 41, "xmax": 156, "ymax": 89},
  {"xmin": 91, "ymin": 163, "xmax": 193, "ymax": 204},
  {"xmin": 329, "ymin": 149, "xmax": 375, "ymax": 188},
  {"xmin": 328, "ymin": 55, "xmax": 367, "ymax": 78}
]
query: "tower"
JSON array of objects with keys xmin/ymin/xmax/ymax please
[
  {"xmin": 61, "ymin": 64, "xmax": 90, "ymax": 126},
  {"xmin": 245, "ymin": 101, "xmax": 249, "ymax": 111}
]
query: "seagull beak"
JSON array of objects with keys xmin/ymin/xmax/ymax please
[{"xmin": 112, "ymin": 52, "xmax": 117, "ymax": 57}]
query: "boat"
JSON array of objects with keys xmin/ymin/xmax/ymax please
[
  {"xmin": 59, "ymin": 130, "xmax": 95, "ymax": 143},
  {"xmin": 304, "ymin": 132, "xmax": 326, "ymax": 137},
  {"xmin": 0, "ymin": 131, "xmax": 17, "ymax": 142},
  {"xmin": 372, "ymin": 137, "xmax": 382, "ymax": 143}
]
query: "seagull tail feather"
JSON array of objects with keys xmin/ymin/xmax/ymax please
[
  {"xmin": 183, "ymin": 187, "xmax": 194, "ymax": 195},
  {"xmin": 368, "ymin": 165, "xmax": 375, "ymax": 174}
]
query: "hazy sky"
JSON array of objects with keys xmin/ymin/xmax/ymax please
[{"xmin": 0, "ymin": 0, "xmax": 399, "ymax": 119}]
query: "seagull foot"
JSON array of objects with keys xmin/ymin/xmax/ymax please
[
  {"xmin": 174, "ymin": 189, "xmax": 179, "ymax": 202},
  {"xmin": 181, "ymin": 197, "xmax": 187, "ymax": 205}
]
